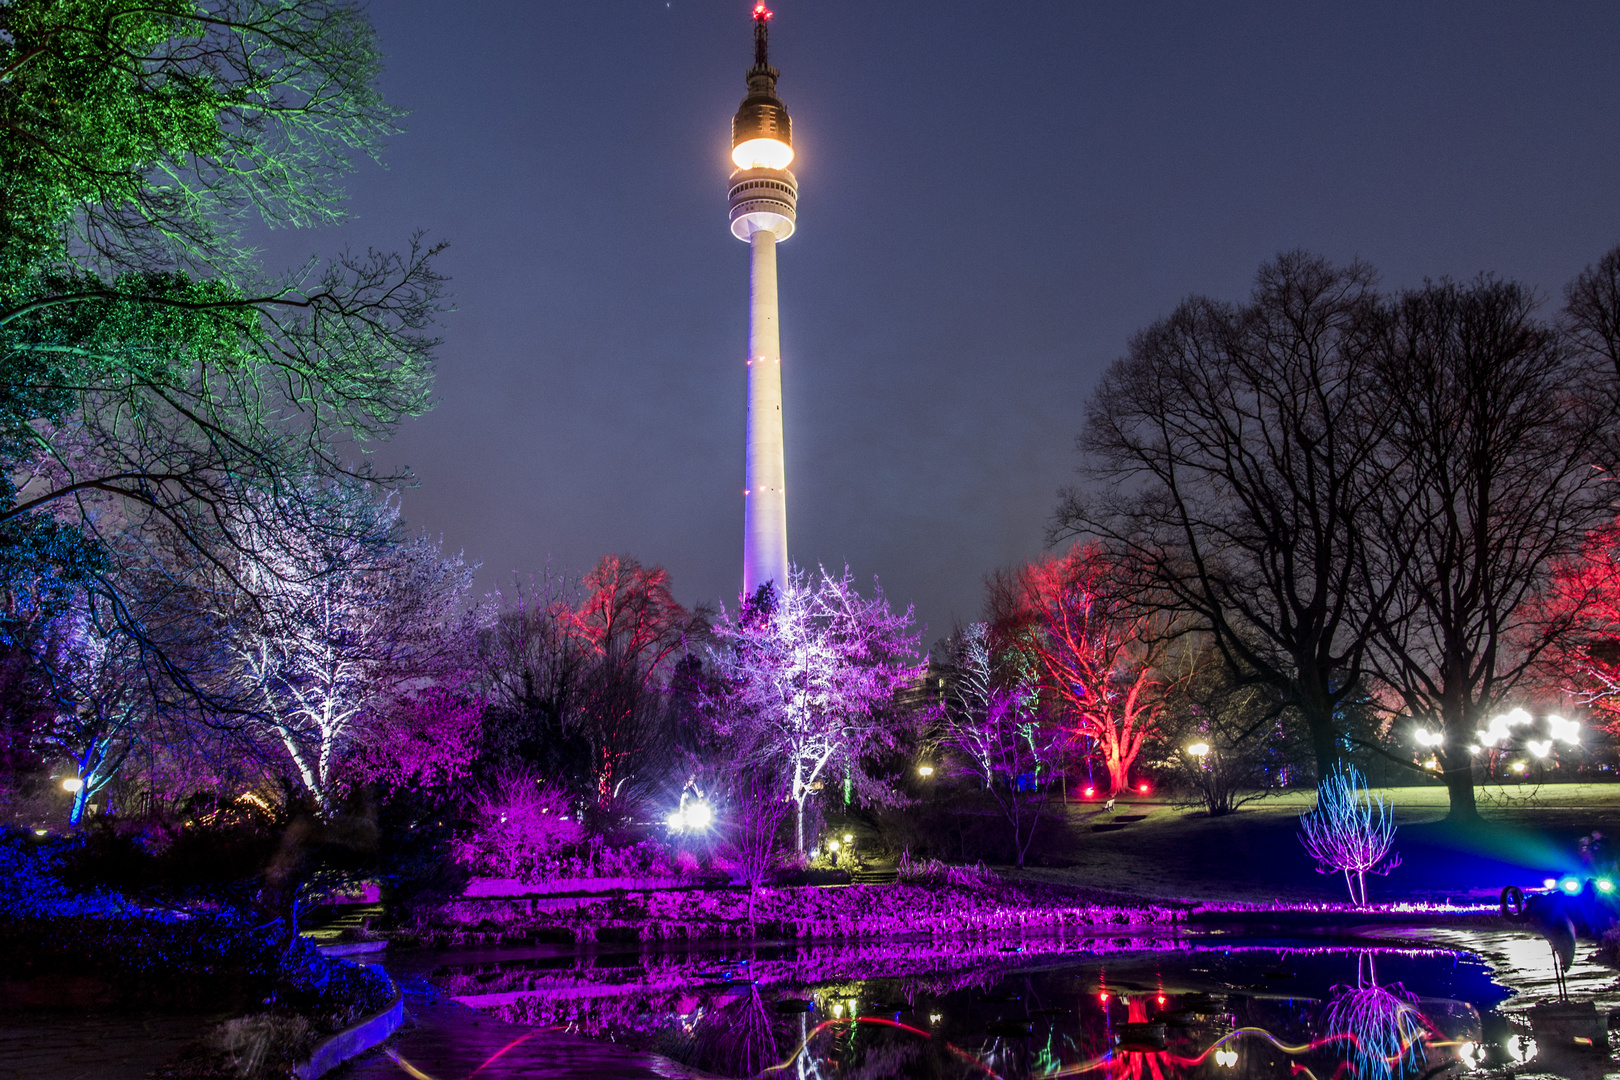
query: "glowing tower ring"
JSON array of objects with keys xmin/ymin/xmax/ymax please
[{"xmin": 728, "ymin": 167, "xmax": 797, "ymax": 241}]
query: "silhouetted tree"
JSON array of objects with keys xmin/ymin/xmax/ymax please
[
  {"xmin": 1057, "ymin": 253, "xmax": 1393, "ymax": 781},
  {"xmin": 1361, "ymin": 278, "xmax": 1617, "ymax": 819}
]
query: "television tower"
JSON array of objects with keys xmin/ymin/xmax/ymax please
[{"xmin": 729, "ymin": 1, "xmax": 796, "ymax": 600}]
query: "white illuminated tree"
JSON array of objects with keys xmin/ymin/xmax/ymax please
[
  {"xmin": 706, "ymin": 567, "xmax": 923, "ymax": 852},
  {"xmin": 223, "ymin": 479, "xmax": 475, "ymax": 810}
]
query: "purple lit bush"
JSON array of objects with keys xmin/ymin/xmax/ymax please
[{"xmin": 454, "ymin": 769, "xmax": 583, "ymax": 878}]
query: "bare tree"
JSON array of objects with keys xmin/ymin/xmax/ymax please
[
  {"xmin": 943, "ymin": 623, "xmax": 1066, "ymax": 867},
  {"xmin": 1056, "ymin": 253, "xmax": 1393, "ymax": 780},
  {"xmin": 1565, "ymin": 243, "xmax": 1620, "ymax": 380},
  {"xmin": 1156, "ymin": 641, "xmax": 1291, "ymax": 816},
  {"xmin": 1361, "ymin": 278, "xmax": 1617, "ymax": 819},
  {"xmin": 989, "ymin": 543, "xmax": 1167, "ymax": 795}
]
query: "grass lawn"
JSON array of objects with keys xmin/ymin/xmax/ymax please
[{"xmin": 1006, "ymin": 783, "xmax": 1620, "ymax": 906}]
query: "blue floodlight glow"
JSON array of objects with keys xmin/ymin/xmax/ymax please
[
  {"xmin": 1599, "ymin": 879, "xmax": 1615, "ymax": 894},
  {"xmin": 1561, "ymin": 878, "xmax": 1582, "ymax": 894}
]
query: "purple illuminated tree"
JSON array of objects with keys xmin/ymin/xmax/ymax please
[
  {"xmin": 705, "ymin": 566, "xmax": 924, "ymax": 852},
  {"xmin": 1300, "ymin": 764, "xmax": 1401, "ymax": 906},
  {"xmin": 720, "ymin": 765, "xmax": 792, "ymax": 924}
]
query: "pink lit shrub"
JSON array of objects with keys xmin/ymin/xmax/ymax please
[{"xmin": 895, "ymin": 851, "xmax": 997, "ymax": 889}]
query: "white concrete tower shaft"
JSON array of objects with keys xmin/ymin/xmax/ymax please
[
  {"xmin": 728, "ymin": 3, "xmax": 798, "ymax": 601},
  {"xmin": 744, "ymin": 229, "xmax": 788, "ymax": 597}
]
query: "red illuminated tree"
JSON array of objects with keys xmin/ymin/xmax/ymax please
[
  {"xmin": 565, "ymin": 554, "xmax": 701, "ymax": 810},
  {"xmin": 1550, "ymin": 518, "xmax": 1620, "ymax": 729},
  {"xmin": 991, "ymin": 544, "xmax": 1165, "ymax": 796}
]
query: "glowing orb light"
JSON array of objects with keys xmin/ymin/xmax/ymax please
[
  {"xmin": 1562, "ymin": 877, "xmax": 1582, "ymax": 894},
  {"xmin": 917, "ymin": 765, "xmax": 934, "ymax": 777},
  {"xmin": 1510, "ymin": 761, "xmax": 1527, "ymax": 774},
  {"xmin": 843, "ymin": 833, "xmax": 853, "ymax": 843},
  {"xmin": 666, "ymin": 800, "xmax": 713, "ymax": 833},
  {"xmin": 1600, "ymin": 879, "xmax": 1615, "ymax": 894},
  {"xmin": 60, "ymin": 777, "xmax": 83, "ymax": 793},
  {"xmin": 1544, "ymin": 877, "xmax": 1558, "ymax": 889},
  {"xmin": 1139, "ymin": 783, "xmax": 1150, "ymax": 793},
  {"xmin": 1187, "ymin": 743, "xmax": 1210, "ymax": 757},
  {"xmin": 1215, "ymin": 1048, "xmax": 1239, "ymax": 1067},
  {"xmin": 731, "ymin": 138, "xmax": 794, "ymax": 171},
  {"xmin": 1084, "ymin": 786, "xmax": 1095, "ymax": 797}
]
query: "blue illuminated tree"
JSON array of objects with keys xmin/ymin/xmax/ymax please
[{"xmin": 1300, "ymin": 764, "xmax": 1400, "ymax": 906}]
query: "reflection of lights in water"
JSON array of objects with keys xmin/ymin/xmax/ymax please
[{"xmin": 386, "ymin": 1032, "xmax": 538, "ymax": 1080}]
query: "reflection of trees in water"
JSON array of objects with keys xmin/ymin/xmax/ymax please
[
  {"xmin": 683, "ymin": 987, "xmax": 779, "ymax": 1078},
  {"xmin": 1322, "ymin": 953, "xmax": 1429, "ymax": 1080}
]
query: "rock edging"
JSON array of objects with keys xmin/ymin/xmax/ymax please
[{"xmin": 292, "ymin": 982, "xmax": 404, "ymax": 1080}]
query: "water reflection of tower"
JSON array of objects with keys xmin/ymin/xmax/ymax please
[{"xmin": 728, "ymin": 2, "xmax": 797, "ymax": 599}]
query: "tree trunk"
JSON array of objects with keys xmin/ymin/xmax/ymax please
[
  {"xmin": 1440, "ymin": 694, "xmax": 1480, "ymax": 821},
  {"xmin": 1104, "ymin": 754, "xmax": 1129, "ymax": 795},
  {"xmin": 1439, "ymin": 743, "xmax": 1479, "ymax": 821}
]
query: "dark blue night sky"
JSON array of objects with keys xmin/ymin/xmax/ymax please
[{"xmin": 253, "ymin": 1, "xmax": 1620, "ymax": 637}]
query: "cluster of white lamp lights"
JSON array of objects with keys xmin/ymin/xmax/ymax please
[{"xmin": 1412, "ymin": 707, "xmax": 1581, "ymax": 774}]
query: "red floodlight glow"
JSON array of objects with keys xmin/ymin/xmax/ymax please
[
  {"xmin": 1084, "ymin": 787, "xmax": 1095, "ymax": 797},
  {"xmin": 1139, "ymin": 783, "xmax": 1150, "ymax": 792}
]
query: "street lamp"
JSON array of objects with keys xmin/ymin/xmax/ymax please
[
  {"xmin": 1187, "ymin": 743, "xmax": 1210, "ymax": 758},
  {"xmin": 60, "ymin": 777, "xmax": 84, "ymax": 794},
  {"xmin": 917, "ymin": 764, "xmax": 934, "ymax": 777}
]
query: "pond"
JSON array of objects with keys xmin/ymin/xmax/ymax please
[{"xmin": 384, "ymin": 929, "xmax": 1534, "ymax": 1079}]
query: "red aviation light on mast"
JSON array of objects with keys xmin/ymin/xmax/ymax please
[{"xmin": 732, "ymin": 0, "xmax": 793, "ymax": 171}]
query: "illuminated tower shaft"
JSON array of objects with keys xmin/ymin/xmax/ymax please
[
  {"xmin": 729, "ymin": 3, "xmax": 797, "ymax": 600},
  {"xmin": 744, "ymin": 229, "xmax": 788, "ymax": 597}
]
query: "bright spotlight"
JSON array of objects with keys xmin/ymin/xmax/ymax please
[
  {"xmin": 917, "ymin": 764, "xmax": 934, "ymax": 777},
  {"xmin": 1543, "ymin": 877, "xmax": 1558, "ymax": 889},
  {"xmin": 1561, "ymin": 877, "xmax": 1582, "ymax": 894},
  {"xmin": 60, "ymin": 777, "xmax": 83, "ymax": 793},
  {"xmin": 1600, "ymin": 879, "xmax": 1615, "ymax": 894},
  {"xmin": 1187, "ymin": 742, "xmax": 1210, "ymax": 757},
  {"xmin": 1549, "ymin": 715, "xmax": 1582, "ymax": 745},
  {"xmin": 1527, "ymin": 740, "xmax": 1552, "ymax": 759},
  {"xmin": 666, "ymin": 799, "xmax": 713, "ymax": 833}
]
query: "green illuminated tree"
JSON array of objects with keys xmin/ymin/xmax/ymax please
[{"xmin": 0, "ymin": 0, "xmax": 445, "ymax": 670}]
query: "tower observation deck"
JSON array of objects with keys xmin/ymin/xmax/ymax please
[{"xmin": 729, "ymin": 1, "xmax": 797, "ymax": 601}]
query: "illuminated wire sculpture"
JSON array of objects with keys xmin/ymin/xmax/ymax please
[{"xmin": 1300, "ymin": 765, "xmax": 1401, "ymax": 906}]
